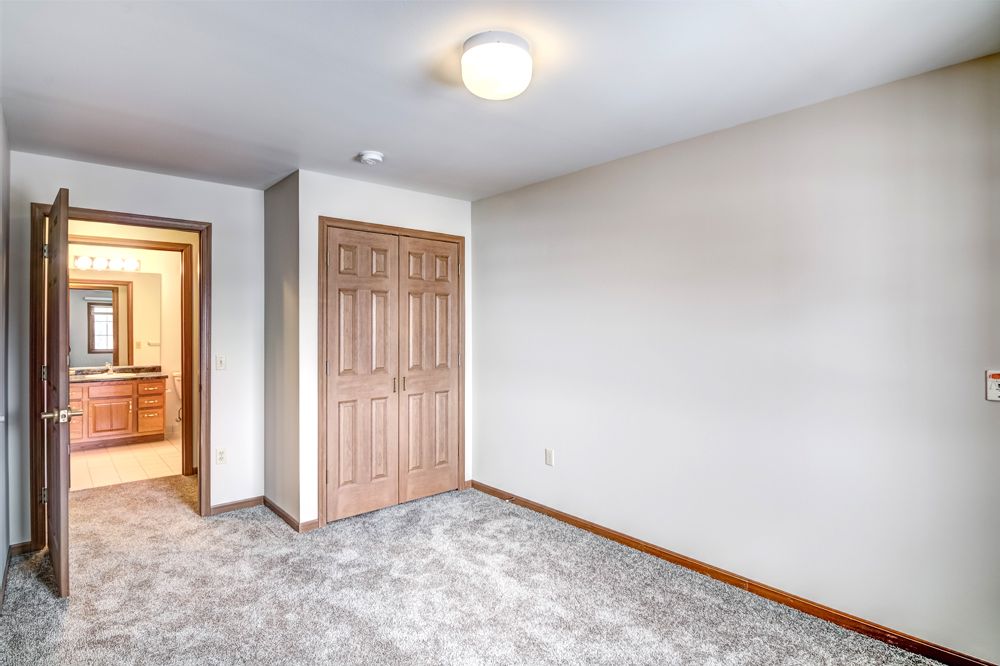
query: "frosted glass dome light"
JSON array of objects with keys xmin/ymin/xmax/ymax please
[{"xmin": 461, "ymin": 31, "xmax": 532, "ymax": 101}]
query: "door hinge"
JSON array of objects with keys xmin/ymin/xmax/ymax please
[
  {"xmin": 41, "ymin": 365, "xmax": 48, "ymax": 381},
  {"xmin": 325, "ymin": 360, "xmax": 329, "ymax": 375},
  {"xmin": 41, "ymin": 487, "xmax": 48, "ymax": 504},
  {"xmin": 326, "ymin": 250, "xmax": 330, "ymax": 269},
  {"xmin": 42, "ymin": 243, "xmax": 50, "ymax": 259},
  {"xmin": 458, "ymin": 352, "xmax": 462, "ymax": 367},
  {"xmin": 458, "ymin": 262, "xmax": 462, "ymax": 277}
]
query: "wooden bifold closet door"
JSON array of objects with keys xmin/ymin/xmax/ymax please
[{"xmin": 325, "ymin": 226, "xmax": 461, "ymax": 522}]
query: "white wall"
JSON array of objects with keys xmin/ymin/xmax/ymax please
[
  {"xmin": 0, "ymin": 102, "xmax": 11, "ymax": 578},
  {"xmin": 471, "ymin": 55, "xmax": 1000, "ymax": 662},
  {"xmin": 263, "ymin": 172, "xmax": 300, "ymax": 516},
  {"xmin": 8, "ymin": 152, "xmax": 265, "ymax": 538},
  {"xmin": 295, "ymin": 169, "xmax": 472, "ymax": 522}
]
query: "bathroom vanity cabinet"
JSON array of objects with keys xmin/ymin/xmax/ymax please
[{"xmin": 69, "ymin": 375, "xmax": 167, "ymax": 449}]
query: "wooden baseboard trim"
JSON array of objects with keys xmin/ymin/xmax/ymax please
[
  {"xmin": 470, "ymin": 481, "xmax": 993, "ymax": 666},
  {"xmin": 263, "ymin": 497, "xmax": 318, "ymax": 533},
  {"xmin": 299, "ymin": 519, "xmax": 319, "ymax": 532},
  {"xmin": 9, "ymin": 541, "xmax": 34, "ymax": 557},
  {"xmin": 209, "ymin": 496, "xmax": 263, "ymax": 516}
]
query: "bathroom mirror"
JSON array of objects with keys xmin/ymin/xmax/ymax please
[{"xmin": 69, "ymin": 275, "xmax": 161, "ymax": 369}]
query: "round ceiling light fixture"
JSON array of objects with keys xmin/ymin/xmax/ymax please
[
  {"xmin": 357, "ymin": 150, "xmax": 384, "ymax": 166},
  {"xmin": 461, "ymin": 30, "xmax": 532, "ymax": 101}
]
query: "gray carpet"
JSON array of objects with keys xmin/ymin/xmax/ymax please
[{"xmin": 0, "ymin": 476, "xmax": 937, "ymax": 665}]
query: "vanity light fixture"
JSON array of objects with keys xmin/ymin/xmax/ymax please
[
  {"xmin": 74, "ymin": 255, "xmax": 141, "ymax": 272},
  {"xmin": 461, "ymin": 30, "xmax": 532, "ymax": 100}
]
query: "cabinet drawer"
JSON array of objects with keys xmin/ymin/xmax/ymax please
[
  {"xmin": 137, "ymin": 380, "xmax": 166, "ymax": 395},
  {"xmin": 137, "ymin": 394, "xmax": 164, "ymax": 409},
  {"xmin": 88, "ymin": 382, "xmax": 134, "ymax": 398},
  {"xmin": 137, "ymin": 408, "xmax": 164, "ymax": 433}
]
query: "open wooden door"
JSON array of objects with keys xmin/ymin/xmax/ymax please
[{"xmin": 40, "ymin": 188, "xmax": 74, "ymax": 597}]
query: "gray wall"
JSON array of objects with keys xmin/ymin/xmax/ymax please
[
  {"xmin": 0, "ymin": 98, "xmax": 10, "ymax": 596},
  {"xmin": 263, "ymin": 171, "xmax": 300, "ymax": 519},
  {"xmin": 471, "ymin": 55, "xmax": 1000, "ymax": 662},
  {"xmin": 68, "ymin": 289, "xmax": 114, "ymax": 367}
]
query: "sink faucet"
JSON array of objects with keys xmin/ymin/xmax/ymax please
[{"xmin": 105, "ymin": 362, "xmax": 113, "ymax": 372}]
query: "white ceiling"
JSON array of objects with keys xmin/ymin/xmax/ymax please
[{"xmin": 2, "ymin": 1, "xmax": 999, "ymax": 200}]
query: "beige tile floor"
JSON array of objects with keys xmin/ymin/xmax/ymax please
[{"xmin": 70, "ymin": 434, "xmax": 182, "ymax": 491}]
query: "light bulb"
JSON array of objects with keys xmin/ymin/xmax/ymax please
[
  {"xmin": 92, "ymin": 257, "xmax": 109, "ymax": 271},
  {"xmin": 74, "ymin": 256, "xmax": 93, "ymax": 270}
]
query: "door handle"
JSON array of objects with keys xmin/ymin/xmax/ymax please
[{"xmin": 40, "ymin": 408, "xmax": 83, "ymax": 423}]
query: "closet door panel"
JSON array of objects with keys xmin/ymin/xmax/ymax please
[
  {"xmin": 326, "ymin": 228, "xmax": 399, "ymax": 520},
  {"xmin": 398, "ymin": 237, "xmax": 460, "ymax": 502}
]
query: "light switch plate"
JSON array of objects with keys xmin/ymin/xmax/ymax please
[
  {"xmin": 987, "ymin": 370, "xmax": 1000, "ymax": 402},
  {"xmin": 215, "ymin": 354, "xmax": 227, "ymax": 371},
  {"xmin": 544, "ymin": 448, "xmax": 555, "ymax": 467}
]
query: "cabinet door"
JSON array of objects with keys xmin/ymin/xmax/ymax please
[
  {"xmin": 398, "ymin": 237, "xmax": 460, "ymax": 502},
  {"xmin": 69, "ymin": 398, "xmax": 84, "ymax": 441},
  {"xmin": 87, "ymin": 397, "xmax": 134, "ymax": 439}
]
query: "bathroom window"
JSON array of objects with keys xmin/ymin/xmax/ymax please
[{"xmin": 88, "ymin": 303, "xmax": 115, "ymax": 353}]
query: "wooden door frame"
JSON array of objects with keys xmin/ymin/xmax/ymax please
[
  {"xmin": 317, "ymin": 216, "xmax": 466, "ymax": 529},
  {"xmin": 69, "ymin": 279, "xmax": 134, "ymax": 365},
  {"xmin": 29, "ymin": 205, "xmax": 213, "ymax": 551}
]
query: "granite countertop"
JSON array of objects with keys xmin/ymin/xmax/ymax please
[
  {"xmin": 70, "ymin": 372, "xmax": 168, "ymax": 383},
  {"xmin": 69, "ymin": 366, "xmax": 168, "ymax": 383}
]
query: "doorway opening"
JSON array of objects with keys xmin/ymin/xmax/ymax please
[
  {"xmin": 28, "ymin": 195, "xmax": 212, "ymax": 596},
  {"xmin": 66, "ymin": 236, "xmax": 190, "ymax": 490}
]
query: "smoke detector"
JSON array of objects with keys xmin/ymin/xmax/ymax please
[{"xmin": 357, "ymin": 150, "xmax": 384, "ymax": 166}]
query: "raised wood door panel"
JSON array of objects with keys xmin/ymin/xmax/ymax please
[
  {"xmin": 87, "ymin": 397, "xmax": 134, "ymax": 439},
  {"xmin": 398, "ymin": 237, "xmax": 460, "ymax": 502},
  {"xmin": 325, "ymin": 227, "xmax": 400, "ymax": 520}
]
